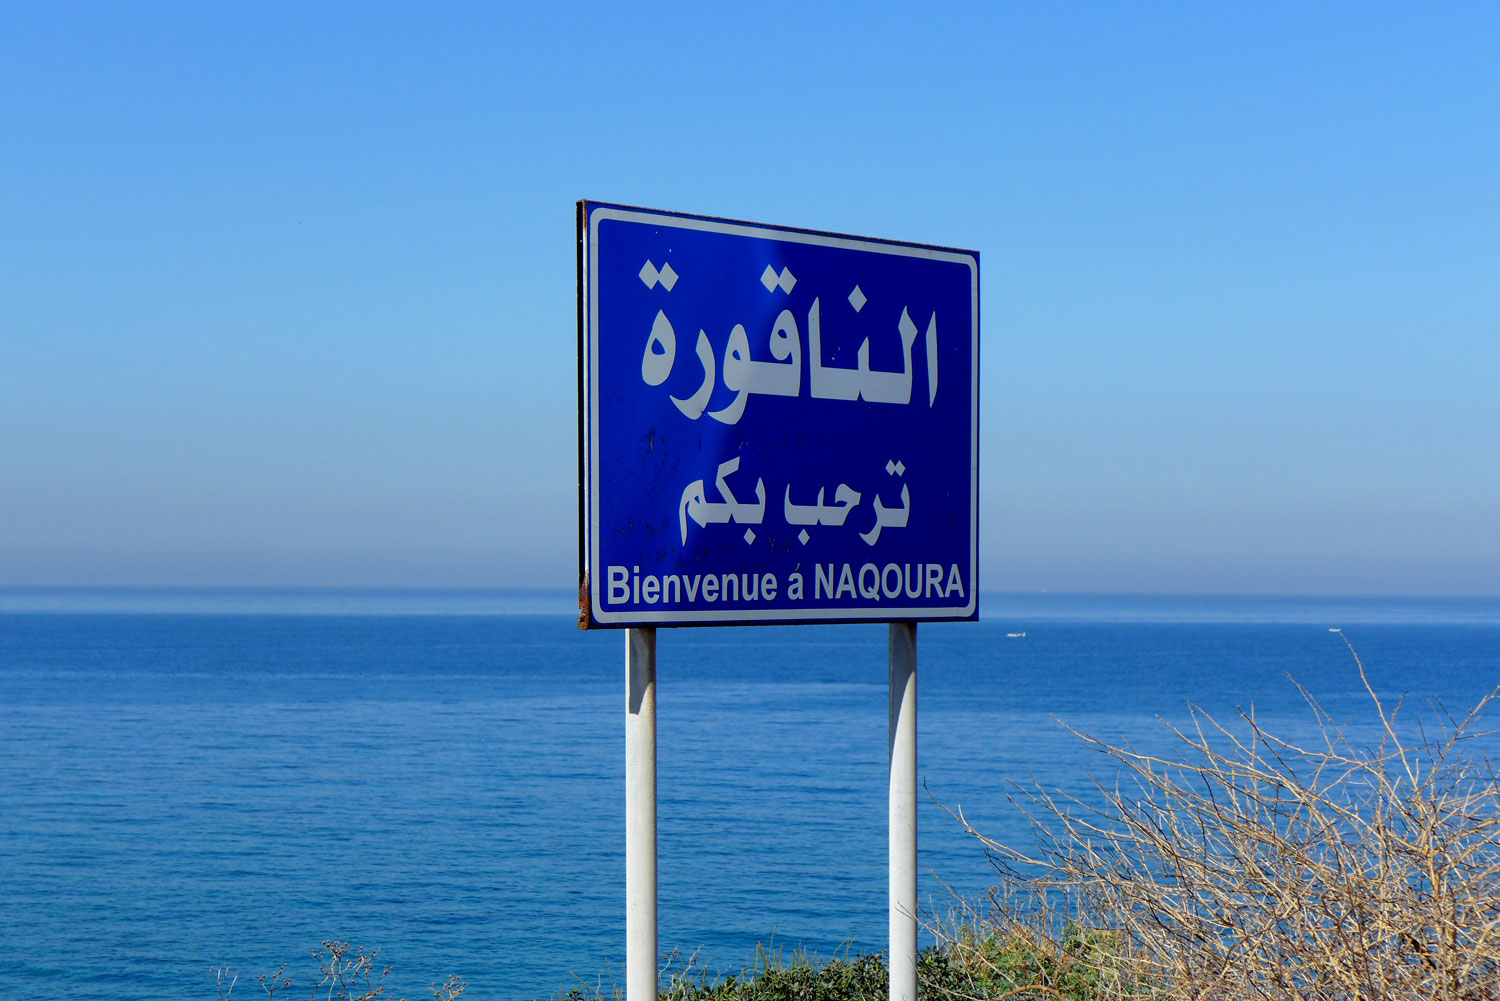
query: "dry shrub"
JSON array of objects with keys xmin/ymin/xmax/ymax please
[
  {"xmin": 951, "ymin": 636, "xmax": 1500, "ymax": 1000},
  {"xmin": 216, "ymin": 940, "xmax": 464, "ymax": 1001}
]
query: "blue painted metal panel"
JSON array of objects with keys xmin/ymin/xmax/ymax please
[{"xmin": 579, "ymin": 202, "xmax": 978, "ymax": 626}]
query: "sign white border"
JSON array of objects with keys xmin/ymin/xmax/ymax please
[{"xmin": 582, "ymin": 204, "xmax": 979, "ymax": 626}]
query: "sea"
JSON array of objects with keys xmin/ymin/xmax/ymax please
[{"xmin": 2, "ymin": 589, "xmax": 1498, "ymax": 1000}]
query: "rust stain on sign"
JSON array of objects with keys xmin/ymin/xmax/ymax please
[{"xmin": 577, "ymin": 571, "xmax": 592, "ymax": 630}]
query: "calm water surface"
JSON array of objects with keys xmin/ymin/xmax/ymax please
[{"xmin": 2, "ymin": 589, "xmax": 1497, "ymax": 999}]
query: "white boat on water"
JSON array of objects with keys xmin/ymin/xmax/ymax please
[{"xmin": 1007, "ymin": 631, "xmax": 1026, "ymax": 638}]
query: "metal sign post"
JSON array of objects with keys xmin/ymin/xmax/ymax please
[
  {"xmin": 888, "ymin": 622, "xmax": 918, "ymax": 1001},
  {"xmin": 578, "ymin": 201, "xmax": 978, "ymax": 1001},
  {"xmin": 625, "ymin": 627, "xmax": 657, "ymax": 1000}
]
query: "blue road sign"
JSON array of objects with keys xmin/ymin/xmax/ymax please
[{"xmin": 578, "ymin": 202, "xmax": 978, "ymax": 627}]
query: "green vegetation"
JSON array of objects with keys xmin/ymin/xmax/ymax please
[{"xmin": 553, "ymin": 922, "xmax": 1145, "ymax": 1001}]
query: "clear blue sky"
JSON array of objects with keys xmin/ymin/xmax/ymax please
[{"xmin": 3, "ymin": 2, "xmax": 1496, "ymax": 594}]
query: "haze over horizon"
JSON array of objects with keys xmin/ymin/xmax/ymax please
[{"xmin": 4, "ymin": 3, "xmax": 1497, "ymax": 596}]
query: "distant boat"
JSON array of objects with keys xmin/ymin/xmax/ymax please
[
  {"xmin": 1007, "ymin": 632, "xmax": 1026, "ymax": 638},
  {"xmin": 1329, "ymin": 627, "xmax": 1342, "ymax": 632}
]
